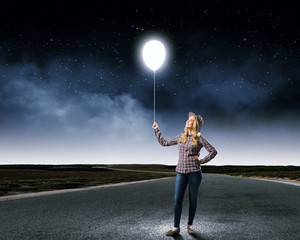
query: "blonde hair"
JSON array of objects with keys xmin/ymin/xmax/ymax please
[{"xmin": 180, "ymin": 118, "xmax": 199, "ymax": 146}]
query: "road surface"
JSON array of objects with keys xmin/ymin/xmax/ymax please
[{"xmin": 0, "ymin": 174, "xmax": 299, "ymax": 240}]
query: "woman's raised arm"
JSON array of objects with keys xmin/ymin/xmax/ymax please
[{"xmin": 153, "ymin": 122, "xmax": 180, "ymax": 146}]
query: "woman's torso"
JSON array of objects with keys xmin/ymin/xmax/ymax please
[{"xmin": 176, "ymin": 134, "xmax": 202, "ymax": 174}]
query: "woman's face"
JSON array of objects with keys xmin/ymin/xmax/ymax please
[{"xmin": 186, "ymin": 115, "xmax": 195, "ymax": 129}]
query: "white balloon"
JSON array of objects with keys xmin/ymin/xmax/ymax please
[{"xmin": 142, "ymin": 40, "xmax": 166, "ymax": 72}]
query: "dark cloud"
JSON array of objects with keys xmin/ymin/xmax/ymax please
[
  {"xmin": 1, "ymin": 44, "xmax": 299, "ymax": 134},
  {"xmin": 154, "ymin": 50, "xmax": 300, "ymax": 118},
  {"xmin": 0, "ymin": 60, "xmax": 152, "ymax": 138}
]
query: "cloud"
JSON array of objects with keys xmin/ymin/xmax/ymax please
[
  {"xmin": 1, "ymin": 51, "xmax": 299, "ymax": 165},
  {"xmin": 0, "ymin": 60, "xmax": 171, "ymax": 164},
  {"xmin": 192, "ymin": 72, "xmax": 270, "ymax": 115},
  {"xmin": 0, "ymin": 59, "xmax": 151, "ymax": 135},
  {"xmin": 0, "ymin": 54, "xmax": 176, "ymax": 143},
  {"xmin": 158, "ymin": 48, "xmax": 300, "ymax": 122}
]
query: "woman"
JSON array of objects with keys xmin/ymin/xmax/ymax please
[{"xmin": 152, "ymin": 112, "xmax": 217, "ymax": 236}]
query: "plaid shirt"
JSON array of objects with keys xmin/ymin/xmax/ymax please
[{"xmin": 154, "ymin": 128, "xmax": 217, "ymax": 174}]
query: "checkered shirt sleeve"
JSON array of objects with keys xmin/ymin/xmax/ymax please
[
  {"xmin": 154, "ymin": 128, "xmax": 181, "ymax": 146},
  {"xmin": 198, "ymin": 135, "xmax": 218, "ymax": 164}
]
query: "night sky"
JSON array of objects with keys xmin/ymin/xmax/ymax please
[{"xmin": 0, "ymin": 1, "xmax": 299, "ymax": 165}]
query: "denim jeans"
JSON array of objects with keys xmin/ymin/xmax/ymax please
[{"xmin": 174, "ymin": 170, "xmax": 202, "ymax": 228}]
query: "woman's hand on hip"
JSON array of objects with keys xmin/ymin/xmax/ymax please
[
  {"xmin": 193, "ymin": 156, "xmax": 200, "ymax": 163},
  {"xmin": 152, "ymin": 122, "xmax": 158, "ymax": 129}
]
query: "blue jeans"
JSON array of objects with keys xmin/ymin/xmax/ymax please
[{"xmin": 174, "ymin": 171, "xmax": 202, "ymax": 228}]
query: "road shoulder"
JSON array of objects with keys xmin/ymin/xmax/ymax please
[{"xmin": 0, "ymin": 177, "xmax": 174, "ymax": 201}]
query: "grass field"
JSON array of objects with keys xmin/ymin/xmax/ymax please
[
  {"xmin": 201, "ymin": 165, "xmax": 300, "ymax": 180},
  {"xmin": 0, "ymin": 164, "xmax": 174, "ymax": 197},
  {"xmin": 0, "ymin": 164, "xmax": 299, "ymax": 197}
]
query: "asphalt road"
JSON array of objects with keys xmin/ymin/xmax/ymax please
[
  {"xmin": 94, "ymin": 166, "xmax": 177, "ymax": 174},
  {"xmin": 0, "ymin": 174, "xmax": 299, "ymax": 240}
]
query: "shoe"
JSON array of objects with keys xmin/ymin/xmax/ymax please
[
  {"xmin": 187, "ymin": 226, "xmax": 194, "ymax": 234},
  {"xmin": 166, "ymin": 228, "xmax": 180, "ymax": 236}
]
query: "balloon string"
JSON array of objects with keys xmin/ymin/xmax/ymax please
[{"xmin": 154, "ymin": 71, "xmax": 155, "ymax": 123}]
